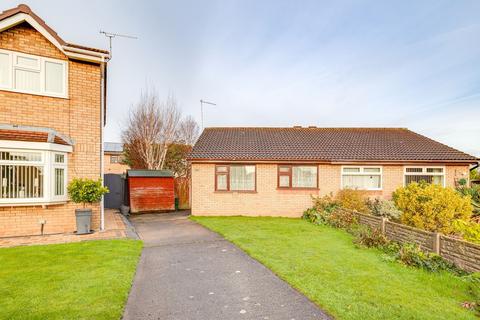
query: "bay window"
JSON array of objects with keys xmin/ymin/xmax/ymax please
[
  {"xmin": 215, "ymin": 165, "xmax": 256, "ymax": 191},
  {"xmin": 404, "ymin": 167, "xmax": 445, "ymax": 186},
  {"xmin": 341, "ymin": 166, "xmax": 382, "ymax": 190},
  {"xmin": 0, "ymin": 149, "xmax": 68, "ymax": 204},
  {"xmin": 0, "ymin": 49, "xmax": 67, "ymax": 98},
  {"xmin": 278, "ymin": 165, "xmax": 318, "ymax": 188}
]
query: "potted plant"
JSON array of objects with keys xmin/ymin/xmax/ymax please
[{"xmin": 67, "ymin": 178, "xmax": 109, "ymax": 234}]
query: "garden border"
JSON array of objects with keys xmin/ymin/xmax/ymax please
[{"xmin": 347, "ymin": 209, "xmax": 480, "ymax": 272}]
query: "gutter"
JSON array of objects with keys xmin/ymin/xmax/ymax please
[{"xmin": 100, "ymin": 58, "xmax": 106, "ymax": 231}]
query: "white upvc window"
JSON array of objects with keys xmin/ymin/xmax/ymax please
[
  {"xmin": 0, "ymin": 49, "xmax": 68, "ymax": 98},
  {"xmin": 0, "ymin": 148, "xmax": 68, "ymax": 205},
  {"xmin": 404, "ymin": 166, "xmax": 445, "ymax": 187},
  {"xmin": 341, "ymin": 166, "xmax": 382, "ymax": 190}
]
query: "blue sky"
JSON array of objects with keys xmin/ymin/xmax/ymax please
[{"xmin": 5, "ymin": 0, "xmax": 480, "ymax": 156}]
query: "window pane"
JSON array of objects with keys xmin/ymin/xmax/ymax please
[
  {"xmin": 343, "ymin": 175, "xmax": 380, "ymax": 190},
  {"xmin": 55, "ymin": 168, "xmax": 65, "ymax": 196},
  {"xmin": 405, "ymin": 175, "xmax": 443, "ymax": 186},
  {"xmin": 230, "ymin": 165, "xmax": 255, "ymax": 191},
  {"xmin": 0, "ymin": 164, "xmax": 43, "ymax": 199},
  {"xmin": 216, "ymin": 166, "xmax": 228, "ymax": 173},
  {"xmin": 0, "ymin": 53, "xmax": 9, "ymax": 87},
  {"xmin": 110, "ymin": 156, "xmax": 119, "ymax": 164},
  {"xmin": 279, "ymin": 166, "xmax": 290, "ymax": 173},
  {"xmin": 279, "ymin": 175, "xmax": 290, "ymax": 187},
  {"xmin": 0, "ymin": 151, "xmax": 41, "ymax": 162},
  {"xmin": 17, "ymin": 55, "xmax": 38, "ymax": 68},
  {"xmin": 45, "ymin": 61, "xmax": 64, "ymax": 93},
  {"xmin": 406, "ymin": 167, "xmax": 422, "ymax": 173},
  {"xmin": 364, "ymin": 167, "xmax": 380, "ymax": 173},
  {"xmin": 216, "ymin": 174, "xmax": 227, "ymax": 190},
  {"xmin": 426, "ymin": 168, "xmax": 443, "ymax": 173},
  {"xmin": 292, "ymin": 166, "xmax": 317, "ymax": 188},
  {"xmin": 343, "ymin": 167, "xmax": 360, "ymax": 173},
  {"xmin": 55, "ymin": 154, "xmax": 65, "ymax": 163},
  {"xmin": 15, "ymin": 69, "xmax": 40, "ymax": 92}
]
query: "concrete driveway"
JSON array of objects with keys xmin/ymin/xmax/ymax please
[{"xmin": 123, "ymin": 211, "xmax": 330, "ymax": 320}]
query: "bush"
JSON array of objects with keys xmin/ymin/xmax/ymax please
[
  {"xmin": 457, "ymin": 185, "xmax": 480, "ymax": 217},
  {"xmin": 334, "ymin": 189, "xmax": 369, "ymax": 213},
  {"xmin": 393, "ymin": 182, "xmax": 473, "ymax": 234},
  {"xmin": 394, "ymin": 242, "xmax": 460, "ymax": 273},
  {"xmin": 452, "ymin": 219, "xmax": 480, "ymax": 244},
  {"xmin": 312, "ymin": 194, "xmax": 339, "ymax": 214},
  {"xmin": 366, "ymin": 198, "xmax": 402, "ymax": 221},
  {"xmin": 302, "ymin": 208, "xmax": 325, "ymax": 225},
  {"xmin": 464, "ymin": 273, "xmax": 480, "ymax": 313},
  {"xmin": 353, "ymin": 225, "xmax": 389, "ymax": 248},
  {"xmin": 68, "ymin": 178, "xmax": 109, "ymax": 207},
  {"xmin": 327, "ymin": 208, "xmax": 358, "ymax": 230}
]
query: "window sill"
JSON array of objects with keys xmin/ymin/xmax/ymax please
[
  {"xmin": 0, "ymin": 88, "xmax": 68, "ymax": 99},
  {"xmin": 0, "ymin": 200, "xmax": 68, "ymax": 207},
  {"xmin": 277, "ymin": 187, "xmax": 319, "ymax": 191},
  {"xmin": 214, "ymin": 191, "xmax": 258, "ymax": 194}
]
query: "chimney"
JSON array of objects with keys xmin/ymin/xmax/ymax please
[
  {"xmin": 308, "ymin": 126, "xmax": 317, "ymax": 128},
  {"xmin": 293, "ymin": 125, "xmax": 302, "ymax": 129}
]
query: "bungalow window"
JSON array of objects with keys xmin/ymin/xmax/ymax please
[
  {"xmin": 0, "ymin": 149, "xmax": 68, "ymax": 204},
  {"xmin": 0, "ymin": 49, "xmax": 67, "ymax": 98},
  {"xmin": 278, "ymin": 165, "xmax": 318, "ymax": 188},
  {"xmin": 341, "ymin": 166, "xmax": 382, "ymax": 190},
  {"xmin": 404, "ymin": 167, "xmax": 444, "ymax": 186},
  {"xmin": 215, "ymin": 165, "xmax": 256, "ymax": 191}
]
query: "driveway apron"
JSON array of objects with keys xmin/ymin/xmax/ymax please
[{"xmin": 123, "ymin": 211, "xmax": 330, "ymax": 320}]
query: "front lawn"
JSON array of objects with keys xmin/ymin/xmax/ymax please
[
  {"xmin": 192, "ymin": 216, "xmax": 477, "ymax": 320},
  {"xmin": 0, "ymin": 239, "xmax": 142, "ymax": 320}
]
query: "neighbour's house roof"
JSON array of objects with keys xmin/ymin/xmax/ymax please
[
  {"xmin": 104, "ymin": 142, "xmax": 124, "ymax": 153},
  {"xmin": 0, "ymin": 124, "xmax": 73, "ymax": 145},
  {"xmin": 127, "ymin": 170, "xmax": 174, "ymax": 178},
  {"xmin": 0, "ymin": 4, "xmax": 109, "ymax": 61},
  {"xmin": 188, "ymin": 127, "xmax": 478, "ymax": 163}
]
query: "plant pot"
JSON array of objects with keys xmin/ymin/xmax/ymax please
[
  {"xmin": 75, "ymin": 208, "xmax": 92, "ymax": 235},
  {"xmin": 120, "ymin": 205, "xmax": 130, "ymax": 216}
]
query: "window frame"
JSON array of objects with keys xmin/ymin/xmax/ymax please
[
  {"xmin": 403, "ymin": 166, "xmax": 446, "ymax": 187},
  {"xmin": 341, "ymin": 166, "xmax": 383, "ymax": 191},
  {"xmin": 277, "ymin": 164, "xmax": 319, "ymax": 189},
  {"xmin": 0, "ymin": 49, "xmax": 68, "ymax": 98},
  {"xmin": 0, "ymin": 148, "xmax": 68, "ymax": 205},
  {"xmin": 215, "ymin": 164, "xmax": 257, "ymax": 192}
]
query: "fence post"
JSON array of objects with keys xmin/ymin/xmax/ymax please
[
  {"xmin": 433, "ymin": 232, "xmax": 441, "ymax": 255},
  {"xmin": 381, "ymin": 218, "xmax": 387, "ymax": 234}
]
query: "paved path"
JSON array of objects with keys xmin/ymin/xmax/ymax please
[{"xmin": 123, "ymin": 211, "xmax": 330, "ymax": 320}]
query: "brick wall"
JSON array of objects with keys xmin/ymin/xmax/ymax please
[
  {"xmin": 104, "ymin": 153, "xmax": 129, "ymax": 174},
  {"xmin": 191, "ymin": 163, "xmax": 469, "ymax": 217},
  {"xmin": 0, "ymin": 23, "xmax": 102, "ymax": 237}
]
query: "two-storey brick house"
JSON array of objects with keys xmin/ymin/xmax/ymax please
[{"xmin": 0, "ymin": 4, "xmax": 109, "ymax": 237}]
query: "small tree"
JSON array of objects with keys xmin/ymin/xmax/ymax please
[
  {"xmin": 68, "ymin": 178, "xmax": 109, "ymax": 208},
  {"xmin": 393, "ymin": 182, "xmax": 473, "ymax": 234}
]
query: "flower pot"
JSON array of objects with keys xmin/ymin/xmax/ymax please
[{"xmin": 75, "ymin": 208, "xmax": 92, "ymax": 234}]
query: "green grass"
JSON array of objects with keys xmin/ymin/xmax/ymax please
[
  {"xmin": 0, "ymin": 239, "xmax": 142, "ymax": 320},
  {"xmin": 192, "ymin": 216, "xmax": 477, "ymax": 320}
]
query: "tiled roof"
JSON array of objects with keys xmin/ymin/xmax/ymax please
[
  {"xmin": 189, "ymin": 127, "xmax": 478, "ymax": 163},
  {"xmin": 0, "ymin": 4, "xmax": 109, "ymax": 55},
  {"xmin": 0, "ymin": 127, "xmax": 72, "ymax": 145}
]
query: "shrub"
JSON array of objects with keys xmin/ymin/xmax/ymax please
[
  {"xmin": 464, "ymin": 273, "xmax": 480, "ymax": 314},
  {"xmin": 312, "ymin": 194, "xmax": 339, "ymax": 214},
  {"xmin": 452, "ymin": 219, "xmax": 480, "ymax": 244},
  {"xmin": 353, "ymin": 225, "xmax": 389, "ymax": 248},
  {"xmin": 457, "ymin": 185, "xmax": 480, "ymax": 217},
  {"xmin": 393, "ymin": 182, "xmax": 473, "ymax": 234},
  {"xmin": 334, "ymin": 189, "xmax": 369, "ymax": 213},
  {"xmin": 302, "ymin": 208, "xmax": 324, "ymax": 225},
  {"xmin": 394, "ymin": 242, "xmax": 459, "ymax": 273},
  {"xmin": 327, "ymin": 208, "xmax": 358, "ymax": 229},
  {"xmin": 68, "ymin": 178, "xmax": 109, "ymax": 207},
  {"xmin": 366, "ymin": 198, "xmax": 402, "ymax": 221}
]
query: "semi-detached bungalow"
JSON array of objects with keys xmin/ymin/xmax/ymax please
[{"xmin": 188, "ymin": 127, "xmax": 479, "ymax": 217}]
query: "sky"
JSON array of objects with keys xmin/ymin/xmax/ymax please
[{"xmin": 4, "ymin": 0, "xmax": 480, "ymax": 156}]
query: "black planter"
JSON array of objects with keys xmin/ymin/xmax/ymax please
[{"xmin": 75, "ymin": 208, "xmax": 92, "ymax": 235}]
